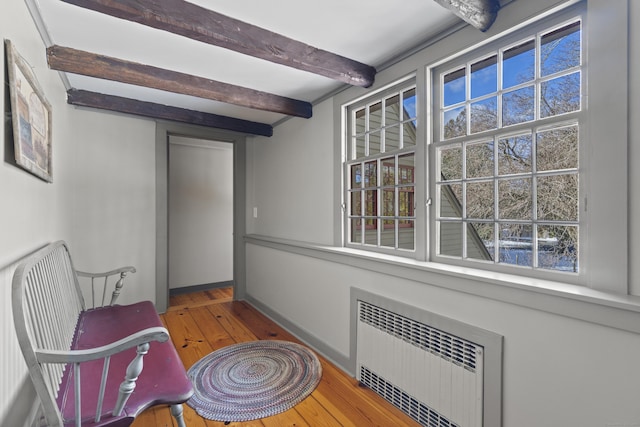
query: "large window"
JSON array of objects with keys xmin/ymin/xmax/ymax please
[
  {"xmin": 345, "ymin": 82, "xmax": 417, "ymax": 252},
  {"xmin": 341, "ymin": 1, "xmax": 629, "ymax": 291},
  {"xmin": 433, "ymin": 18, "xmax": 582, "ymax": 274}
]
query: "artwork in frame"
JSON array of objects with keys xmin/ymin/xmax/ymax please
[{"xmin": 6, "ymin": 39, "xmax": 53, "ymax": 182}]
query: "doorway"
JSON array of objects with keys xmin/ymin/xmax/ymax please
[
  {"xmin": 168, "ymin": 136, "xmax": 233, "ymax": 299},
  {"xmin": 155, "ymin": 122, "xmax": 247, "ymax": 313}
]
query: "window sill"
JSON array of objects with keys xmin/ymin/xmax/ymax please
[{"xmin": 245, "ymin": 234, "xmax": 640, "ymax": 334}]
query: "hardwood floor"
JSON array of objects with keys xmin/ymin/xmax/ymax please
[{"xmin": 131, "ymin": 288, "xmax": 419, "ymax": 427}]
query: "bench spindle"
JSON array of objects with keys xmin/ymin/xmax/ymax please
[{"xmin": 113, "ymin": 342, "xmax": 149, "ymax": 416}]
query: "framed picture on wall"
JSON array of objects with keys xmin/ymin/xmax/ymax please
[{"xmin": 6, "ymin": 39, "xmax": 53, "ymax": 182}]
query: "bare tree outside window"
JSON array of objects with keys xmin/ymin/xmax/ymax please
[{"xmin": 437, "ymin": 20, "xmax": 581, "ymax": 272}]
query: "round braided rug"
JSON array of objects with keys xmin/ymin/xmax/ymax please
[{"xmin": 186, "ymin": 340, "xmax": 322, "ymax": 422}]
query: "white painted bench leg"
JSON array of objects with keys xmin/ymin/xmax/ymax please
[
  {"xmin": 171, "ymin": 404, "xmax": 187, "ymax": 427},
  {"xmin": 113, "ymin": 342, "xmax": 149, "ymax": 416}
]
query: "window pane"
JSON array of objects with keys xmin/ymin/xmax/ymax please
[
  {"xmin": 385, "ymin": 94, "xmax": 400, "ymax": 125},
  {"xmin": 503, "ymin": 40, "xmax": 535, "ymax": 89},
  {"xmin": 385, "ymin": 125, "xmax": 400, "ymax": 152},
  {"xmin": 498, "ymin": 134, "xmax": 532, "ymax": 175},
  {"xmin": 467, "ymin": 222, "xmax": 494, "ymax": 261},
  {"xmin": 440, "ymin": 222, "xmax": 462, "ymax": 256},
  {"xmin": 540, "ymin": 72, "xmax": 580, "ymax": 118},
  {"xmin": 350, "ymin": 190, "xmax": 362, "ymax": 215},
  {"xmin": 399, "ymin": 187, "xmax": 414, "ymax": 216},
  {"xmin": 364, "ymin": 219, "xmax": 378, "ymax": 245},
  {"xmin": 403, "ymin": 88, "xmax": 417, "ymax": 118},
  {"xmin": 443, "ymin": 68, "xmax": 466, "ymax": 107},
  {"xmin": 498, "ymin": 224, "xmax": 533, "ymax": 267},
  {"xmin": 470, "ymin": 97, "xmax": 498, "ymax": 133},
  {"xmin": 403, "ymin": 121, "xmax": 417, "ymax": 146},
  {"xmin": 350, "ymin": 163, "xmax": 362, "ymax": 188},
  {"xmin": 536, "ymin": 125, "xmax": 578, "ymax": 171},
  {"xmin": 354, "ymin": 108, "xmax": 366, "ymax": 134},
  {"xmin": 381, "ymin": 219, "xmax": 396, "ymax": 248},
  {"xmin": 369, "ymin": 131, "xmax": 381, "ymax": 155},
  {"xmin": 538, "ymin": 225, "xmax": 578, "ymax": 271},
  {"xmin": 365, "ymin": 190, "xmax": 377, "ymax": 216},
  {"xmin": 541, "ymin": 21, "xmax": 581, "ymax": 77},
  {"xmin": 350, "ymin": 218, "xmax": 362, "ymax": 244},
  {"xmin": 537, "ymin": 174, "xmax": 578, "ymax": 221},
  {"xmin": 466, "ymin": 181, "xmax": 494, "ymax": 219},
  {"xmin": 383, "ymin": 189, "xmax": 395, "ymax": 216},
  {"xmin": 443, "ymin": 106, "xmax": 466, "ymax": 139},
  {"xmin": 369, "ymin": 102, "xmax": 383, "ymax": 130},
  {"xmin": 364, "ymin": 161, "xmax": 377, "ymax": 187},
  {"xmin": 471, "ymin": 55, "xmax": 497, "ymax": 99},
  {"xmin": 398, "ymin": 220, "xmax": 415, "ymax": 250},
  {"xmin": 466, "ymin": 141, "xmax": 494, "ymax": 178},
  {"xmin": 502, "ymin": 85, "xmax": 535, "ymax": 126},
  {"xmin": 439, "ymin": 146, "xmax": 462, "ymax": 181},
  {"xmin": 498, "ymin": 178, "xmax": 532, "ymax": 220},
  {"xmin": 399, "ymin": 153, "xmax": 415, "ymax": 184},
  {"xmin": 355, "ymin": 135, "xmax": 365, "ymax": 159},
  {"xmin": 382, "ymin": 157, "xmax": 395, "ymax": 185},
  {"xmin": 439, "ymin": 183, "xmax": 462, "ymax": 218}
]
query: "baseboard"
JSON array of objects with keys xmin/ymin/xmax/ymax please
[
  {"xmin": 169, "ymin": 280, "xmax": 233, "ymax": 296},
  {"xmin": 244, "ymin": 294, "xmax": 351, "ymax": 374}
]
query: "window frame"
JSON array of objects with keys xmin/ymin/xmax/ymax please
[
  {"xmin": 337, "ymin": 0, "xmax": 628, "ymax": 294},
  {"xmin": 430, "ymin": 11, "xmax": 585, "ymax": 284},
  {"xmin": 343, "ymin": 76, "xmax": 420, "ymax": 256}
]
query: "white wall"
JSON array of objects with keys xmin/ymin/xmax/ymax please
[
  {"xmin": 169, "ymin": 136, "xmax": 233, "ymax": 289},
  {"xmin": 244, "ymin": 0, "xmax": 640, "ymax": 426},
  {"xmin": 1, "ymin": 0, "xmax": 158, "ymax": 422}
]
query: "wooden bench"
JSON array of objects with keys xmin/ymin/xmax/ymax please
[{"xmin": 12, "ymin": 241, "xmax": 193, "ymax": 427}]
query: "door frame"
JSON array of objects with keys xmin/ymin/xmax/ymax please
[{"xmin": 155, "ymin": 121, "xmax": 247, "ymax": 312}]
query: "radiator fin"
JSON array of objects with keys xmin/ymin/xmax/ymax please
[
  {"xmin": 359, "ymin": 301, "xmax": 478, "ymax": 372},
  {"xmin": 357, "ymin": 301, "xmax": 483, "ymax": 427},
  {"xmin": 360, "ymin": 366, "xmax": 458, "ymax": 427}
]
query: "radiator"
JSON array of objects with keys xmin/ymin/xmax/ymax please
[{"xmin": 356, "ymin": 300, "xmax": 484, "ymax": 427}]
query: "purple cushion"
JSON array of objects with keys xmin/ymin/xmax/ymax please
[{"xmin": 56, "ymin": 301, "xmax": 193, "ymax": 426}]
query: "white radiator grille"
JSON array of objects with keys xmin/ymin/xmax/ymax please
[{"xmin": 357, "ymin": 301, "xmax": 484, "ymax": 427}]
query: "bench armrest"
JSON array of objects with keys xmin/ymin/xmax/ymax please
[
  {"xmin": 76, "ymin": 266, "xmax": 137, "ymax": 307},
  {"xmin": 76, "ymin": 266, "xmax": 137, "ymax": 278},
  {"xmin": 35, "ymin": 326, "xmax": 169, "ymax": 364}
]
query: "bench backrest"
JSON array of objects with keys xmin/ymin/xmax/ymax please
[{"xmin": 12, "ymin": 241, "xmax": 85, "ymax": 426}]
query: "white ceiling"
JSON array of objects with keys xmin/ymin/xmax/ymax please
[{"xmin": 29, "ymin": 0, "xmax": 462, "ymax": 126}]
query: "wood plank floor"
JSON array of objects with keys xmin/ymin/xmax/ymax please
[{"xmin": 131, "ymin": 288, "xmax": 419, "ymax": 427}]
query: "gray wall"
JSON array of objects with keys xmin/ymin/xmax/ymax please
[{"xmin": 244, "ymin": 1, "xmax": 640, "ymax": 426}]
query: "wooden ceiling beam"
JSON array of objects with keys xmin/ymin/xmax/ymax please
[
  {"xmin": 433, "ymin": 0, "xmax": 500, "ymax": 32},
  {"xmin": 47, "ymin": 46, "xmax": 311, "ymax": 118},
  {"xmin": 67, "ymin": 89, "xmax": 273, "ymax": 137},
  {"xmin": 59, "ymin": 0, "xmax": 376, "ymax": 87}
]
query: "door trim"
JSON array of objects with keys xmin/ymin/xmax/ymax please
[{"xmin": 155, "ymin": 121, "xmax": 247, "ymax": 312}]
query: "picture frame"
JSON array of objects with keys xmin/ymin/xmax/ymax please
[{"xmin": 5, "ymin": 39, "xmax": 53, "ymax": 182}]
